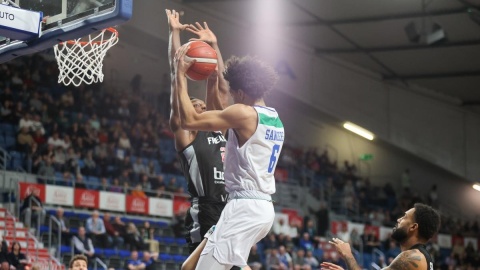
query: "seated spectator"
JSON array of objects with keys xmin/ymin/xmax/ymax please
[
  {"xmin": 30, "ymin": 114, "xmax": 45, "ymax": 135},
  {"xmin": 20, "ymin": 188, "xmax": 45, "ymax": 228},
  {"xmin": 140, "ymin": 221, "xmax": 159, "ymax": 253},
  {"xmin": 0, "ymin": 239, "xmax": 8, "ymax": 267},
  {"xmin": 292, "ymin": 249, "xmax": 311, "ymax": 270},
  {"xmin": 32, "ymin": 130, "xmax": 46, "ymax": 146},
  {"xmin": 118, "ymin": 132, "xmax": 132, "ymax": 151},
  {"xmin": 109, "ymin": 178, "xmax": 123, "ymax": 193},
  {"xmin": 125, "ymin": 222, "xmax": 144, "ymax": 251},
  {"xmin": 52, "ymin": 146, "xmax": 67, "ymax": 171},
  {"xmin": 47, "ymin": 132, "xmax": 65, "ymax": 148},
  {"xmin": 75, "ymin": 174, "xmax": 87, "ymax": 189},
  {"xmin": 18, "ymin": 113, "xmax": 33, "ymax": 131},
  {"xmin": 37, "ymin": 156, "xmax": 55, "ymax": 184},
  {"xmin": 247, "ymin": 245, "xmax": 263, "ymax": 270},
  {"xmin": 112, "ymin": 216, "xmax": 127, "ymax": 239},
  {"xmin": 73, "ymin": 227, "xmax": 95, "ymax": 267},
  {"xmin": 278, "ymin": 245, "xmax": 293, "ymax": 270},
  {"xmin": 60, "ymin": 171, "xmax": 74, "ymax": 187},
  {"xmin": 151, "ymin": 175, "xmax": 165, "ymax": 191},
  {"xmin": 98, "ymin": 177, "xmax": 109, "ymax": 191},
  {"xmin": 7, "ymin": 241, "xmax": 28, "ymax": 270},
  {"xmin": 131, "ymin": 184, "xmax": 147, "ymax": 198},
  {"xmin": 125, "ymin": 250, "xmax": 144, "ymax": 270},
  {"xmin": 103, "ymin": 213, "xmax": 124, "ymax": 249},
  {"xmin": 133, "ymin": 158, "xmax": 147, "ymax": 175},
  {"xmin": 304, "ymin": 250, "xmax": 319, "ymax": 269},
  {"xmin": 265, "ymin": 248, "xmax": 281, "ymax": 270},
  {"xmin": 17, "ymin": 127, "xmax": 34, "ymax": 152},
  {"xmin": 141, "ymin": 251, "xmax": 158, "ymax": 270},
  {"xmin": 55, "ymin": 207, "xmax": 72, "ymax": 246},
  {"xmin": 82, "ymin": 151, "xmax": 96, "ymax": 176},
  {"xmin": 166, "ymin": 177, "xmax": 179, "ymax": 193},
  {"xmin": 86, "ymin": 211, "xmax": 109, "ymax": 248}
]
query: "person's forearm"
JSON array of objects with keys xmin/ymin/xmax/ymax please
[
  {"xmin": 344, "ymin": 254, "xmax": 362, "ymax": 270},
  {"xmin": 176, "ymin": 73, "xmax": 197, "ymax": 129},
  {"xmin": 168, "ymin": 29, "xmax": 181, "ymax": 73}
]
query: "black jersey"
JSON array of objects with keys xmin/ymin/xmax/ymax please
[
  {"xmin": 178, "ymin": 131, "xmax": 227, "ymax": 203},
  {"xmin": 409, "ymin": 244, "xmax": 434, "ymax": 270}
]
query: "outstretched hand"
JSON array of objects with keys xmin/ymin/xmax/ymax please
[
  {"xmin": 321, "ymin": 262, "xmax": 345, "ymax": 270},
  {"xmin": 186, "ymin": 22, "xmax": 217, "ymax": 45},
  {"xmin": 329, "ymin": 237, "xmax": 353, "ymax": 258},
  {"xmin": 166, "ymin": 9, "xmax": 187, "ymax": 31},
  {"xmin": 174, "ymin": 44, "xmax": 196, "ymax": 76}
]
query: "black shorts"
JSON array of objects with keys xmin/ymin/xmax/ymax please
[{"xmin": 185, "ymin": 199, "xmax": 226, "ymax": 253}]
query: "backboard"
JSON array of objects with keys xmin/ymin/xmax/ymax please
[{"xmin": 0, "ymin": 0, "xmax": 132, "ymax": 63}]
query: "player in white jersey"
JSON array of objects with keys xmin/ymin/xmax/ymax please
[{"xmin": 174, "ymin": 42, "xmax": 284, "ymax": 270}]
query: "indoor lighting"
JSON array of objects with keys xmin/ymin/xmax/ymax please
[
  {"xmin": 473, "ymin": 183, "xmax": 480, "ymax": 192},
  {"xmin": 343, "ymin": 122, "xmax": 374, "ymax": 141}
]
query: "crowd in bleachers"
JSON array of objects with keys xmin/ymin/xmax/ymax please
[{"xmin": 1, "ymin": 54, "xmax": 479, "ymax": 270}]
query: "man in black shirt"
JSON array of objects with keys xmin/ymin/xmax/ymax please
[
  {"xmin": 322, "ymin": 203, "xmax": 441, "ymax": 270},
  {"xmin": 166, "ymin": 9, "xmax": 229, "ymax": 253},
  {"xmin": 20, "ymin": 188, "xmax": 45, "ymax": 228}
]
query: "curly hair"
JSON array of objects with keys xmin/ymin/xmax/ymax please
[
  {"xmin": 223, "ymin": 56, "xmax": 279, "ymax": 100},
  {"xmin": 413, "ymin": 203, "xmax": 441, "ymax": 241}
]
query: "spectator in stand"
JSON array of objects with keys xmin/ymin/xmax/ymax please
[
  {"xmin": 349, "ymin": 228, "xmax": 362, "ymax": 252},
  {"xmin": 125, "ymin": 251, "xmax": 145, "ymax": 270},
  {"xmin": 292, "ymin": 249, "xmax": 311, "ymax": 270},
  {"xmin": 304, "ymin": 250, "xmax": 319, "ymax": 269},
  {"xmin": 299, "ymin": 233, "xmax": 314, "ymax": 252},
  {"xmin": 60, "ymin": 171, "xmax": 74, "ymax": 187},
  {"xmin": 140, "ymin": 221, "xmax": 159, "ymax": 253},
  {"xmin": 278, "ymin": 245, "xmax": 293, "ymax": 270},
  {"xmin": 303, "ymin": 219, "xmax": 317, "ymax": 239},
  {"xmin": 336, "ymin": 224, "xmax": 350, "ymax": 243},
  {"xmin": 31, "ymin": 114, "xmax": 45, "ymax": 135},
  {"xmin": 151, "ymin": 175, "xmax": 165, "ymax": 191},
  {"xmin": 266, "ymin": 248, "xmax": 282, "ymax": 270},
  {"xmin": 86, "ymin": 210, "xmax": 109, "ymax": 248},
  {"xmin": 109, "ymin": 178, "xmax": 123, "ymax": 193},
  {"xmin": 98, "ymin": 177, "xmax": 109, "ymax": 191},
  {"xmin": 0, "ymin": 241, "xmax": 7, "ymax": 269},
  {"xmin": 38, "ymin": 156, "xmax": 55, "ymax": 184},
  {"xmin": 32, "ymin": 130, "xmax": 46, "ymax": 146},
  {"xmin": 18, "ymin": 113, "xmax": 33, "ymax": 131},
  {"xmin": 7, "ymin": 242, "xmax": 28, "ymax": 270},
  {"xmin": 166, "ymin": 177, "xmax": 179, "ymax": 193},
  {"xmin": 133, "ymin": 158, "xmax": 147, "ymax": 176},
  {"xmin": 75, "ymin": 174, "xmax": 87, "ymax": 189},
  {"xmin": 273, "ymin": 218, "xmax": 292, "ymax": 237},
  {"xmin": 47, "ymin": 132, "xmax": 66, "ymax": 148},
  {"xmin": 119, "ymin": 170, "xmax": 133, "ymax": 188},
  {"xmin": 73, "ymin": 227, "xmax": 95, "ymax": 267},
  {"xmin": 140, "ymin": 174, "xmax": 152, "ymax": 195},
  {"xmin": 1, "ymin": 100, "xmax": 14, "ymax": 124},
  {"xmin": 247, "ymin": 245, "xmax": 263, "ymax": 270},
  {"xmin": 361, "ymin": 227, "xmax": 381, "ymax": 254},
  {"xmin": 20, "ymin": 188, "xmax": 45, "ymax": 228},
  {"xmin": 82, "ymin": 151, "xmax": 96, "ymax": 176},
  {"xmin": 131, "ymin": 184, "xmax": 147, "ymax": 198},
  {"xmin": 125, "ymin": 222, "xmax": 145, "ymax": 251},
  {"xmin": 53, "ymin": 146, "xmax": 67, "ymax": 171},
  {"xmin": 310, "ymin": 201, "xmax": 329, "ymax": 237},
  {"xmin": 103, "ymin": 213, "xmax": 124, "ymax": 249},
  {"xmin": 55, "ymin": 207, "xmax": 72, "ymax": 245},
  {"xmin": 118, "ymin": 132, "xmax": 132, "ymax": 152},
  {"xmin": 141, "ymin": 251, "xmax": 158, "ymax": 270},
  {"xmin": 17, "ymin": 126, "xmax": 34, "ymax": 152}
]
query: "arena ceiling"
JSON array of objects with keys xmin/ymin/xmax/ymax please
[{"xmin": 146, "ymin": 0, "xmax": 480, "ymax": 110}]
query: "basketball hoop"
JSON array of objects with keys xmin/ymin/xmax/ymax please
[{"xmin": 54, "ymin": 27, "xmax": 119, "ymax": 87}]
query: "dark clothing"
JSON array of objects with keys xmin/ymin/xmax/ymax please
[
  {"xmin": 7, "ymin": 252, "xmax": 27, "ymax": 270},
  {"xmin": 20, "ymin": 194, "xmax": 42, "ymax": 213},
  {"xmin": 178, "ymin": 131, "xmax": 227, "ymax": 250},
  {"xmin": 410, "ymin": 244, "xmax": 434, "ymax": 269}
]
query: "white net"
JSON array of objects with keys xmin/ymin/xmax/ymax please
[{"xmin": 54, "ymin": 28, "xmax": 119, "ymax": 87}]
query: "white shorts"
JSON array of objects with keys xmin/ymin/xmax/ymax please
[{"xmin": 201, "ymin": 190, "xmax": 275, "ymax": 267}]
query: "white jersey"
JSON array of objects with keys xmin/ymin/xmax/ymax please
[{"xmin": 224, "ymin": 105, "xmax": 284, "ymax": 195}]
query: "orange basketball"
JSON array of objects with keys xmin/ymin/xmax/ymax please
[{"xmin": 185, "ymin": 41, "xmax": 218, "ymax": 81}]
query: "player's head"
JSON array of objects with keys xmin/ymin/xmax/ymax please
[
  {"xmin": 69, "ymin": 254, "xmax": 88, "ymax": 270},
  {"xmin": 391, "ymin": 203, "xmax": 440, "ymax": 244},
  {"xmin": 190, "ymin": 96, "xmax": 206, "ymax": 113},
  {"xmin": 224, "ymin": 56, "xmax": 278, "ymax": 104}
]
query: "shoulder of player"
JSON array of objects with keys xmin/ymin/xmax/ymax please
[
  {"xmin": 387, "ymin": 249, "xmax": 426, "ymax": 270},
  {"xmin": 223, "ymin": 104, "xmax": 257, "ymax": 117}
]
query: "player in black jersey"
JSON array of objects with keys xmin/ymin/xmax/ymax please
[
  {"xmin": 322, "ymin": 203, "xmax": 440, "ymax": 270},
  {"xmin": 166, "ymin": 9, "xmax": 230, "ymax": 254}
]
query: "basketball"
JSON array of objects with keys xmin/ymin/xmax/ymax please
[{"xmin": 184, "ymin": 41, "xmax": 218, "ymax": 81}]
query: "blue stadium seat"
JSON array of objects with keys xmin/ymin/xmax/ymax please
[
  {"xmin": 175, "ymin": 238, "xmax": 186, "ymax": 245},
  {"xmin": 118, "ymin": 250, "xmax": 131, "ymax": 258},
  {"xmin": 159, "ymin": 253, "xmax": 173, "ymax": 262},
  {"xmin": 0, "ymin": 123, "xmax": 15, "ymax": 136},
  {"xmin": 60, "ymin": 245, "xmax": 71, "ymax": 254},
  {"xmin": 102, "ymin": 249, "xmax": 117, "ymax": 257},
  {"xmin": 4, "ymin": 136, "xmax": 15, "ymax": 149}
]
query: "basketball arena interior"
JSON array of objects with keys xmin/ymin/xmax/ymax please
[{"xmin": 0, "ymin": 0, "xmax": 479, "ymax": 269}]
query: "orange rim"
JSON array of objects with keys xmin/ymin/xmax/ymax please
[{"xmin": 63, "ymin": 27, "xmax": 118, "ymax": 46}]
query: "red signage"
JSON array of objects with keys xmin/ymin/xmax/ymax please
[
  {"xmin": 126, "ymin": 195, "xmax": 149, "ymax": 214},
  {"xmin": 274, "ymin": 168, "xmax": 289, "ymax": 182},
  {"xmin": 173, "ymin": 197, "xmax": 191, "ymax": 215},
  {"xmin": 74, "ymin": 189, "xmax": 99, "ymax": 208},
  {"xmin": 19, "ymin": 182, "xmax": 45, "ymax": 201}
]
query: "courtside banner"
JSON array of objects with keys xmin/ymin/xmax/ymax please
[
  {"xmin": 126, "ymin": 195, "xmax": 148, "ymax": 214},
  {"xmin": 19, "ymin": 182, "xmax": 45, "ymax": 201},
  {"xmin": 173, "ymin": 196, "xmax": 190, "ymax": 215},
  {"xmin": 99, "ymin": 191, "xmax": 125, "ymax": 212},
  {"xmin": 0, "ymin": 4, "xmax": 42, "ymax": 41},
  {"xmin": 45, "ymin": 185, "xmax": 74, "ymax": 206},
  {"xmin": 74, "ymin": 189, "xmax": 99, "ymax": 208},
  {"xmin": 148, "ymin": 197, "xmax": 173, "ymax": 217}
]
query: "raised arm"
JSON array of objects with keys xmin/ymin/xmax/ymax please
[
  {"xmin": 186, "ymin": 22, "xmax": 229, "ymax": 110},
  {"xmin": 174, "ymin": 44, "xmax": 252, "ymax": 132},
  {"xmin": 166, "ymin": 9, "xmax": 191, "ymax": 150}
]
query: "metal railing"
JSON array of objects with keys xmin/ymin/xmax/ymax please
[
  {"xmin": 94, "ymin": 257, "xmax": 108, "ymax": 270},
  {"xmin": 48, "ymin": 215, "xmax": 62, "ymax": 261},
  {"xmin": 372, "ymin": 248, "xmax": 385, "ymax": 270}
]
